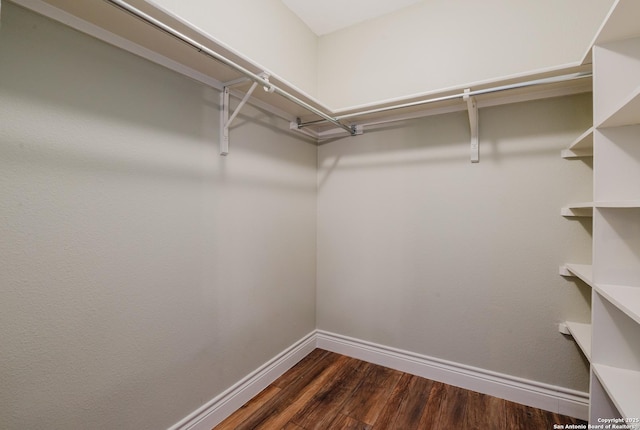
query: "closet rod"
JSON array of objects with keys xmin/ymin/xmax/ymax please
[
  {"xmin": 103, "ymin": 0, "xmax": 356, "ymax": 136},
  {"xmin": 298, "ymin": 71, "xmax": 592, "ymax": 128}
]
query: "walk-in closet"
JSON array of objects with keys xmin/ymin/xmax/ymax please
[{"xmin": 1, "ymin": 0, "xmax": 638, "ymax": 428}]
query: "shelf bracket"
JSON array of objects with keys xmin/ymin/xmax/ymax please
[
  {"xmin": 558, "ymin": 322, "xmax": 571, "ymax": 335},
  {"xmin": 559, "ymin": 265, "xmax": 573, "ymax": 277},
  {"xmin": 464, "ymin": 88, "xmax": 479, "ymax": 163},
  {"xmin": 220, "ymin": 80, "xmax": 259, "ymax": 156}
]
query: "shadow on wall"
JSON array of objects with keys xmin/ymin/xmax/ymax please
[
  {"xmin": 0, "ymin": 2, "xmax": 316, "ymax": 184},
  {"xmin": 0, "ymin": 3, "xmax": 206, "ymax": 139},
  {"xmin": 317, "ymin": 94, "xmax": 592, "ymax": 190}
]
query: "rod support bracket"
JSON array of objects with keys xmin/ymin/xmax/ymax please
[
  {"xmin": 220, "ymin": 87, "xmax": 230, "ymax": 156},
  {"xmin": 463, "ymin": 88, "xmax": 479, "ymax": 163},
  {"xmin": 260, "ymin": 72, "xmax": 275, "ymax": 93},
  {"xmin": 220, "ymin": 79, "xmax": 261, "ymax": 156}
]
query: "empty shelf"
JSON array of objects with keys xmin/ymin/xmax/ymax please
[
  {"xmin": 565, "ymin": 321, "xmax": 592, "ymax": 361},
  {"xmin": 594, "ymin": 201, "xmax": 640, "ymax": 209},
  {"xmin": 561, "ymin": 203, "xmax": 594, "ymax": 217},
  {"xmin": 594, "ymin": 0, "xmax": 640, "ymax": 46},
  {"xmin": 561, "ymin": 264, "xmax": 594, "ymax": 288},
  {"xmin": 592, "ymin": 364, "xmax": 640, "ymax": 420},
  {"xmin": 562, "ymin": 127, "xmax": 593, "ymax": 159},
  {"xmin": 598, "ymin": 85, "xmax": 640, "ymax": 128},
  {"xmin": 595, "ymin": 284, "xmax": 640, "ymax": 325}
]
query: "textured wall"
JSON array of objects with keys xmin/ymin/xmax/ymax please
[
  {"xmin": 147, "ymin": 0, "xmax": 319, "ymax": 97},
  {"xmin": 0, "ymin": 4, "xmax": 316, "ymax": 429},
  {"xmin": 317, "ymin": 94, "xmax": 594, "ymax": 391},
  {"xmin": 317, "ymin": 0, "xmax": 613, "ymax": 109}
]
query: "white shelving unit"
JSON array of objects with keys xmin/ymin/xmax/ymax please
[
  {"xmin": 559, "ymin": 119, "xmax": 594, "ymax": 409},
  {"xmin": 562, "ymin": 1, "xmax": 640, "ymax": 423},
  {"xmin": 560, "ymin": 127, "xmax": 595, "ymax": 420},
  {"xmin": 559, "ymin": 115, "xmax": 595, "ymax": 394},
  {"xmin": 588, "ymin": 1, "xmax": 640, "ymax": 422}
]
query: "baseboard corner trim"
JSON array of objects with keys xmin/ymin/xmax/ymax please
[
  {"xmin": 169, "ymin": 331, "xmax": 317, "ymax": 430},
  {"xmin": 315, "ymin": 330, "xmax": 589, "ymax": 421},
  {"xmin": 171, "ymin": 329, "xmax": 589, "ymax": 429}
]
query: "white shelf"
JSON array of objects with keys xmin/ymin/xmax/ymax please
[
  {"xmin": 594, "ymin": 0, "xmax": 640, "ymax": 46},
  {"xmin": 593, "ymin": 39, "xmax": 640, "ymax": 128},
  {"xmin": 598, "ymin": 85, "xmax": 640, "ymax": 128},
  {"xmin": 590, "ymin": 374, "xmax": 623, "ymax": 424},
  {"xmin": 562, "ymin": 264, "xmax": 594, "ymax": 288},
  {"xmin": 595, "ymin": 201, "xmax": 640, "ymax": 209},
  {"xmin": 561, "ymin": 203, "xmax": 594, "ymax": 217},
  {"xmin": 593, "ymin": 126, "xmax": 640, "ymax": 203},
  {"xmin": 562, "ymin": 127, "xmax": 594, "ymax": 159},
  {"xmin": 595, "ymin": 284, "xmax": 640, "ymax": 325},
  {"xmin": 565, "ymin": 321, "xmax": 592, "ymax": 361},
  {"xmin": 561, "ymin": 149, "xmax": 593, "ymax": 159},
  {"xmin": 583, "ymin": 0, "xmax": 640, "ymax": 64},
  {"xmin": 594, "ymin": 209, "xmax": 640, "ymax": 288},
  {"xmin": 592, "ymin": 364, "xmax": 640, "ymax": 420}
]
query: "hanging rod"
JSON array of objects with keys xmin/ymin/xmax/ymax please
[
  {"xmin": 298, "ymin": 71, "xmax": 592, "ymax": 128},
  {"xmin": 103, "ymin": 0, "xmax": 356, "ymax": 136}
]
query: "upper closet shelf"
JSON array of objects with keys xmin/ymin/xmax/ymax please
[
  {"xmin": 583, "ymin": 0, "xmax": 640, "ymax": 64},
  {"xmin": 594, "ymin": 0, "xmax": 640, "ymax": 46},
  {"xmin": 562, "ymin": 127, "xmax": 594, "ymax": 158},
  {"xmin": 597, "ymin": 85, "xmax": 640, "ymax": 128}
]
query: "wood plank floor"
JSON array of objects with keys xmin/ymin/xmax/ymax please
[{"xmin": 214, "ymin": 349, "xmax": 585, "ymax": 430}]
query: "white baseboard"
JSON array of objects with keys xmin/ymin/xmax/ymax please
[
  {"xmin": 169, "ymin": 331, "xmax": 317, "ymax": 430},
  {"xmin": 316, "ymin": 330, "xmax": 589, "ymax": 421},
  {"xmin": 170, "ymin": 329, "xmax": 589, "ymax": 429}
]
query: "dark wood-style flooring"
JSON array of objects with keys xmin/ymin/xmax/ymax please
[{"xmin": 215, "ymin": 349, "xmax": 585, "ymax": 430}]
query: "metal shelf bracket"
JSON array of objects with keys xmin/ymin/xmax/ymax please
[
  {"xmin": 464, "ymin": 88, "xmax": 479, "ymax": 163},
  {"xmin": 220, "ymin": 74, "xmax": 267, "ymax": 156}
]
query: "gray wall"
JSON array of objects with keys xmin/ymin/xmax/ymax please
[
  {"xmin": 317, "ymin": 94, "xmax": 593, "ymax": 391},
  {"xmin": 0, "ymin": 4, "xmax": 316, "ymax": 429}
]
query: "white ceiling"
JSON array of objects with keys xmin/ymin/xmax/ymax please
[{"xmin": 281, "ymin": 0, "xmax": 423, "ymax": 36}]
